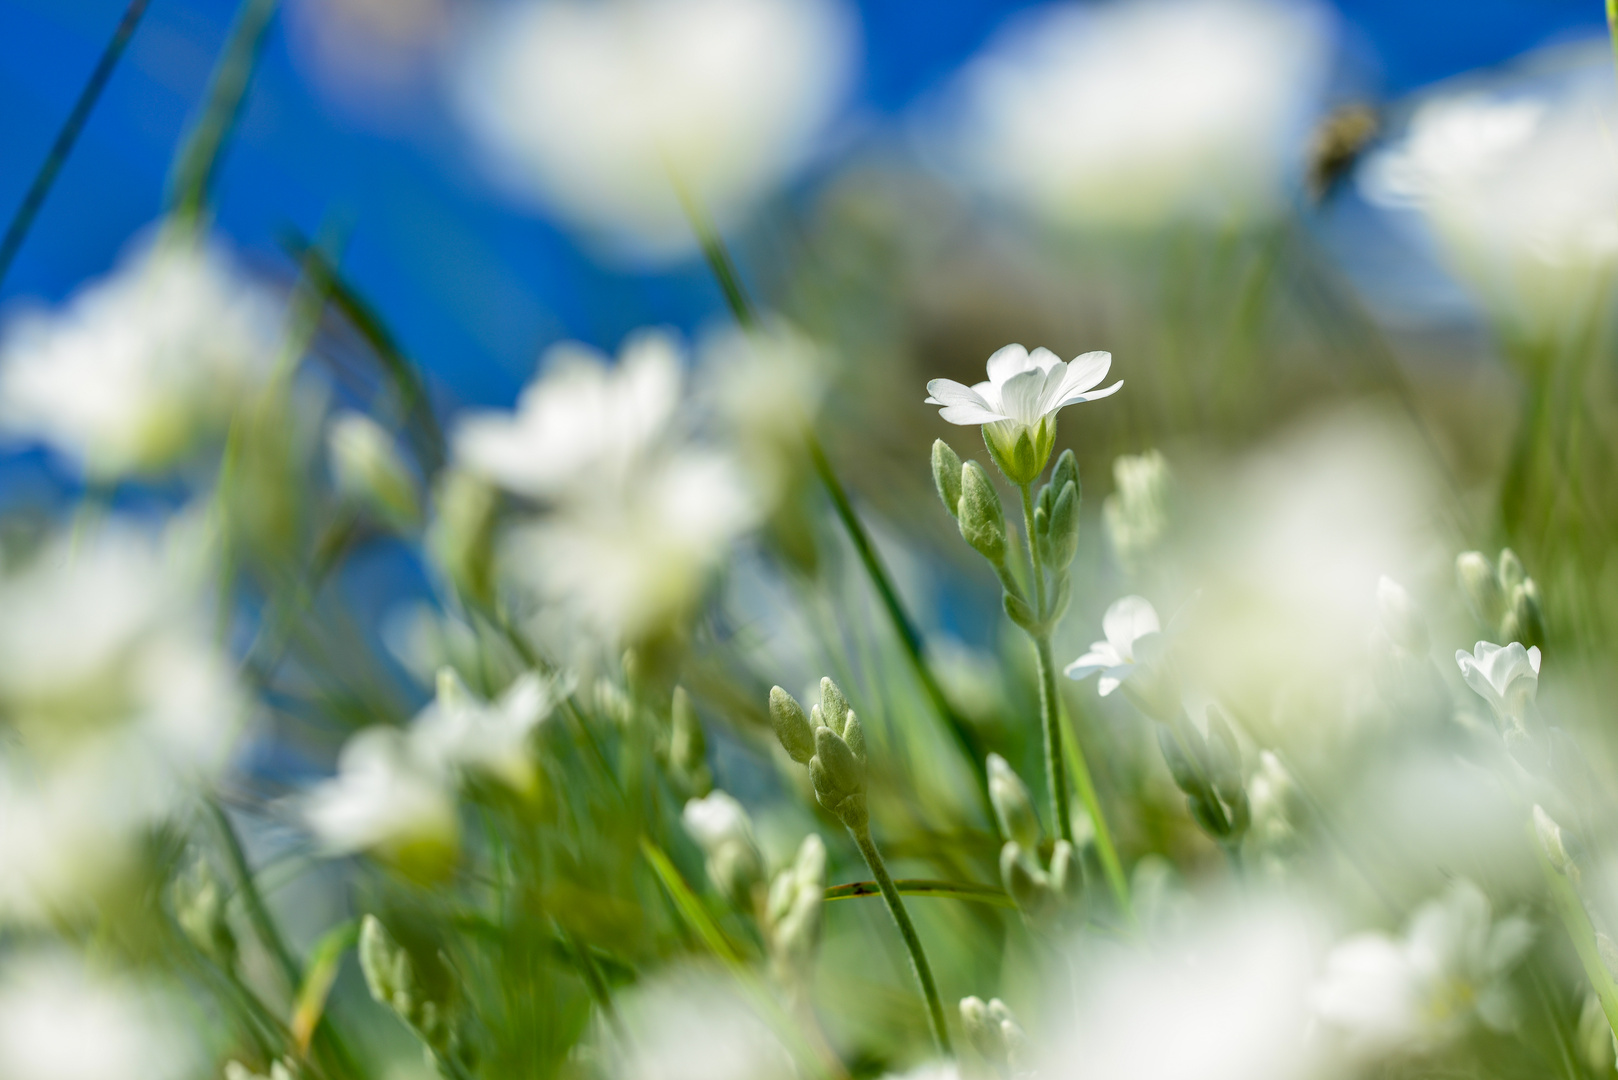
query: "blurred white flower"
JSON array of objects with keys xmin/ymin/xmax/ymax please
[
  {"xmin": 1103, "ymin": 449, "xmax": 1171, "ymax": 573},
  {"xmin": 0, "ymin": 235, "xmax": 278, "ymax": 477},
  {"xmin": 0, "ymin": 953, "xmax": 199, "ymax": 1080},
  {"xmin": 303, "ymin": 726, "xmax": 459, "ymax": 877},
  {"xmin": 1042, "ymin": 900, "xmax": 1324, "ymax": 1080},
  {"xmin": 1065, "ymin": 595, "xmax": 1161, "ymax": 696},
  {"xmin": 1362, "ymin": 48, "xmax": 1618, "ymax": 337},
  {"xmin": 411, "ymin": 666, "xmax": 568, "ymax": 795},
  {"xmin": 700, "ymin": 319, "xmax": 827, "ymax": 495},
  {"xmin": 453, "ymin": 0, "xmax": 856, "ymax": 258},
  {"xmin": 949, "ymin": 0, "xmax": 1330, "ymax": 230},
  {"xmin": 682, "ymin": 790, "xmax": 764, "ymax": 905},
  {"xmin": 1455, "ymin": 640, "xmax": 1541, "ymax": 726},
  {"xmin": 612, "ymin": 967, "xmax": 795, "ymax": 1080},
  {"xmin": 926, "ymin": 344, "xmax": 1120, "ymax": 483},
  {"xmin": 503, "ymin": 447, "xmax": 760, "ymax": 641},
  {"xmin": 454, "ymin": 332, "xmax": 682, "ymax": 500},
  {"xmin": 1313, "ymin": 879, "xmax": 1534, "ymax": 1056}
]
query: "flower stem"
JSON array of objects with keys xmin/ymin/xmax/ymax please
[
  {"xmin": 1033, "ymin": 634, "xmax": 1074, "ymax": 845},
  {"xmin": 0, "ymin": 0, "xmax": 151, "ymax": 291},
  {"xmin": 849, "ymin": 822, "xmax": 952, "ymax": 1057},
  {"xmin": 1536, "ymin": 819, "xmax": 1618, "ymax": 1043}
]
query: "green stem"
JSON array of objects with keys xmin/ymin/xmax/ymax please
[
  {"xmin": 849, "ymin": 823, "xmax": 952, "ymax": 1057},
  {"xmin": 1018, "ymin": 483, "xmax": 1047, "ymax": 618},
  {"xmin": 0, "ymin": 0, "xmax": 150, "ymax": 291},
  {"xmin": 1057, "ymin": 717, "xmax": 1132, "ymax": 921},
  {"xmin": 1538, "ymin": 823, "xmax": 1618, "ymax": 1044},
  {"xmin": 1033, "ymin": 635, "xmax": 1074, "ymax": 846},
  {"xmin": 169, "ymin": 0, "xmax": 281, "ymax": 223}
]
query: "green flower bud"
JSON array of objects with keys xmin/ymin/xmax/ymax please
[
  {"xmin": 670, "ymin": 686, "xmax": 712, "ymax": 796},
  {"xmin": 1049, "ymin": 839, "xmax": 1084, "ymax": 904},
  {"xmin": 769, "ymin": 686, "xmax": 816, "ymax": 764},
  {"xmin": 1457, "ymin": 550, "xmax": 1503, "ymax": 628},
  {"xmin": 1050, "ymin": 448, "xmax": 1079, "ymax": 496},
  {"xmin": 1155, "ymin": 721, "xmax": 1210, "ymax": 801},
  {"xmin": 986, "ymin": 754, "xmax": 1041, "ymax": 851},
  {"xmin": 767, "ymin": 834, "xmax": 828, "ymax": 982},
  {"xmin": 1003, "ymin": 589, "xmax": 1040, "ymax": 632},
  {"xmin": 932, "ymin": 440, "xmax": 964, "ymax": 520},
  {"xmin": 841, "ymin": 710, "xmax": 867, "ymax": 764},
  {"xmin": 1047, "ymin": 479, "xmax": 1080, "ymax": 569},
  {"xmin": 1535, "ymin": 804, "xmax": 1574, "ymax": 877},
  {"xmin": 1189, "ymin": 793, "xmax": 1233, "ymax": 839},
  {"xmin": 999, "ymin": 842, "xmax": 1046, "ymax": 913},
  {"xmin": 1204, "ymin": 706, "xmax": 1245, "ymax": 807},
  {"xmin": 1499, "ymin": 547, "xmax": 1527, "ymax": 591},
  {"xmin": 171, "ymin": 858, "xmax": 236, "ymax": 965},
  {"xmin": 328, "ymin": 411, "xmax": 421, "ymax": 531},
  {"xmin": 811, "ymin": 726, "xmax": 864, "ymax": 804},
  {"xmin": 958, "ymin": 460, "xmax": 1008, "ymax": 565},
  {"xmin": 819, "ymin": 677, "xmax": 851, "ymax": 737},
  {"xmin": 1503, "ymin": 579, "xmax": 1546, "ymax": 650}
]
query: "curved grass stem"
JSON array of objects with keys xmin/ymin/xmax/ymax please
[{"xmin": 849, "ymin": 823, "xmax": 952, "ymax": 1057}]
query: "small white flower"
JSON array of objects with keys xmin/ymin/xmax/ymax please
[
  {"xmin": 925, "ymin": 344, "xmax": 1120, "ymax": 483},
  {"xmin": 612, "ymin": 967, "xmax": 796, "ymax": 1080},
  {"xmin": 1455, "ymin": 640, "xmax": 1541, "ymax": 724},
  {"xmin": 0, "ymin": 952, "xmax": 199, "ymax": 1080},
  {"xmin": 1065, "ymin": 595, "xmax": 1162, "ymax": 696},
  {"xmin": 1313, "ymin": 879, "xmax": 1534, "ymax": 1056},
  {"xmin": 453, "ymin": 331, "xmax": 683, "ymax": 500},
  {"xmin": 681, "ymin": 790, "xmax": 756, "ymax": 853},
  {"xmin": 411, "ymin": 667, "xmax": 568, "ymax": 795},
  {"xmin": 0, "ymin": 234, "xmax": 278, "ymax": 478},
  {"xmin": 453, "ymin": 0, "xmax": 855, "ymax": 258},
  {"xmin": 303, "ymin": 727, "xmax": 459, "ymax": 877}
]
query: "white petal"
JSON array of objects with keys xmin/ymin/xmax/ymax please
[
  {"xmin": 1527, "ymin": 646, "xmax": 1541, "ymax": 674},
  {"xmin": 1097, "ymin": 674, "xmax": 1122, "ymax": 696},
  {"xmin": 1052, "ymin": 351, "xmax": 1113, "ymax": 399},
  {"xmin": 938, "ymin": 403, "xmax": 1011, "ymax": 425},
  {"xmin": 925, "ymin": 378, "xmax": 992, "ymax": 409},
  {"xmin": 1102, "ymin": 595, "xmax": 1160, "ymax": 654},
  {"xmin": 1027, "ymin": 346, "xmax": 1064, "ymax": 374},
  {"xmin": 985, "ymin": 343, "xmax": 1035, "ymax": 385},
  {"xmin": 1065, "ymin": 642, "xmax": 1123, "ymax": 680},
  {"xmin": 998, "ymin": 368, "xmax": 1048, "ymax": 425},
  {"xmin": 1055, "ymin": 379, "xmax": 1125, "ymax": 408}
]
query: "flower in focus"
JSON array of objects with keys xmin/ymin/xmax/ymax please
[
  {"xmin": 949, "ymin": 0, "xmax": 1330, "ymax": 230},
  {"xmin": 1361, "ymin": 48, "xmax": 1618, "ymax": 338},
  {"xmin": 453, "ymin": 0, "xmax": 856, "ymax": 258},
  {"xmin": 926, "ymin": 344, "xmax": 1120, "ymax": 484},
  {"xmin": 0, "ymin": 235, "xmax": 278, "ymax": 478},
  {"xmin": 454, "ymin": 332, "xmax": 682, "ymax": 500},
  {"xmin": 411, "ymin": 667, "xmax": 569, "ymax": 796},
  {"xmin": 1312, "ymin": 879, "xmax": 1534, "ymax": 1056},
  {"xmin": 1041, "ymin": 901, "xmax": 1324, "ymax": 1080},
  {"xmin": 1455, "ymin": 640, "xmax": 1541, "ymax": 728},
  {"xmin": 0, "ymin": 953, "xmax": 199, "ymax": 1080},
  {"xmin": 303, "ymin": 727, "xmax": 459, "ymax": 879}
]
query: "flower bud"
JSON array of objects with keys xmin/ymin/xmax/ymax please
[
  {"xmin": 1050, "ymin": 448, "xmax": 1079, "ymax": 497},
  {"xmin": 670, "ymin": 686, "xmax": 712, "ymax": 796},
  {"xmin": 1376, "ymin": 576, "xmax": 1429, "ymax": 656},
  {"xmin": 987, "ymin": 754, "xmax": 1042, "ymax": 851},
  {"xmin": 1499, "ymin": 548, "xmax": 1527, "ymax": 591},
  {"xmin": 1048, "ymin": 839, "xmax": 1084, "ymax": 904},
  {"xmin": 962, "ymin": 994, "xmax": 1024, "ymax": 1068},
  {"xmin": 841, "ymin": 710, "xmax": 867, "ymax": 764},
  {"xmin": 1502, "ymin": 579, "xmax": 1546, "ymax": 651},
  {"xmin": 683, "ymin": 791, "xmax": 764, "ymax": 908},
  {"xmin": 1457, "ymin": 551, "xmax": 1505, "ymax": 630},
  {"xmin": 328, "ymin": 411, "xmax": 421, "ymax": 531},
  {"xmin": 958, "ymin": 460, "xmax": 1008, "ymax": 565},
  {"xmin": 810, "ymin": 725, "xmax": 867, "ymax": 828},
  {"xmin": 932, "ymin": 440, "xmax": 964, "ymax": 519},
  {"xmin": 1155, "ymin": 721, "xmax": 1210, "ymax": 801},
  {"xmin": 1204, "ymin": 706, "xmax": 1245, "ymax": 807},
  {"xmin": 769, "ymin": 686, "xmax": 816, "ymax": 764},
  {"xmin": 819, "ymin": 677, "xmax": 851, "ymax": 737},
  {"xmin": 171, "ymin": 858, "xmax": 236, "ymax": 965},
  {"xmin": 359, "ymin": 915, "xmax": 452, "ymax": 1054},
  {"xmin": 1534, "ymin": 804, "xmax": 1573, "ymax": 877},
  {"xmin": 999, "ymin": 842, "xmax": 1048, "ymax": 915},
  {"xmin": 767, "ymin": 834, "xmax": 828, "ymax": 982},
  {"xmin": 1047, "ymin": 479, "xmax": 1080, "ymax": 570}
]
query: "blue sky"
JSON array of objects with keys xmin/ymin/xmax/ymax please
[{"xmin": 0, "ymin": 0, "xmax": 1607, "ymax": 412}]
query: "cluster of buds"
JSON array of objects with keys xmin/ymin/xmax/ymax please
[
  {"xmin": 765, "ymin": 834, "xmax": 828, "ymax": 991},
  {"xmin": 986, "ymin": 754, "xmax": 1081, "ymax": 926},
  {"xmin": 1457, "ymin": 548, "xmax": 1545, "ymax": 650},
  {"xmin": 681, "ymin": 790, "xmax": 765, "ymax": 910},
  {"xmin": 1155, "ymin": 706, "xmax": 1249, "ymax": 849},
  {"xmin": 960, "ymin": 995, "xmax": 1027, "ymax": 1077},
  {"xmin": 769, "ymin": 678, "xmax": 868, "ymax": 830},
  {"xmin": 933, "ymin": 441, "xmax": 1081, "ymax": 632},
  {"xmin": 359, "ymin": 915, "xmax": 468, "ymax": 1071}
]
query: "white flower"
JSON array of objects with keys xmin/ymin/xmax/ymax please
[
  {"xmin": 1455, "ymin": 640, "xmax": 1541, "ymax": 725},
  {"xmin": 1065, "ymin": 596, "xmax": 1162, "ymax": 697},
  {"xmin": 1040, "ymin": 901, "xmax": 1325, "ymax": 1080},
  {"xmin": 0, "ymin": 953, "xmax": 199, "ymax": 1080},
  {"xmin": 611, "ymin": 967, "xmax": 795, "ymax": 1080},
  {"xmin": 453, "ymin": 331, "xmax": 683, "ymax": 500},
  {"xmin": 0, "ymin": 235, "xmax": 278, "ymax": 477},
  {"xmin": 327, "ymin": 411, "xmax": 420, "ymax": 528},
  {"xmin": 681, "ymin": 790, "xmax": 756, "ymax": 854},
  {"xmin": 1313, "ymin": 879, "xmax": 1534, "ymax": 1056},
  {"xmin": 948, "ymin": 0, "xmax": 1330, "ymax": 230},
  {"xmin": 925, "ymin": 344, "xmax": 1120, "ymax": 483},
  {"xmin": 502, "ymin": 447, "xmax": 760, "ymax": 642},
  {"xmin": 453, "ymin": 0, "xmax": 855, "ymax": 259},
  {"xmin": 410, "ymin": 667, "xmax": 568, "ymax": 795},
  {"xmin": 303, "ymin": 727, "xmax": 459, "ymax": 877},
  {"xmin": 1361, "ymin": 49, "xmax": 1618, "ymax": 337}
]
